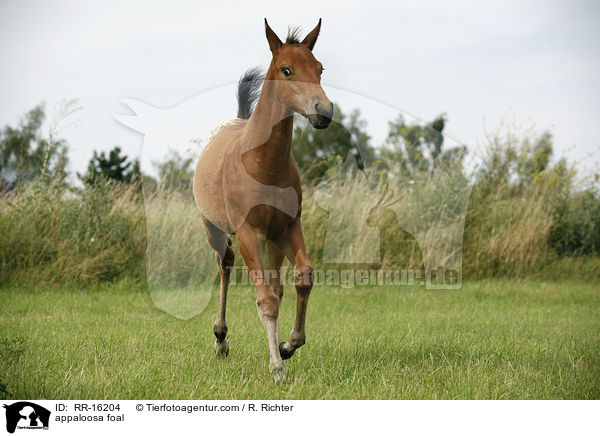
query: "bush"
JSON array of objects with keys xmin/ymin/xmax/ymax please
[
  {"xmin": 550, "ymin": 188, "xmax": 600, "ymax": 256},
  {"xmin": 0, "ymin": 180, "xmax": 145, "ymax": 286}
]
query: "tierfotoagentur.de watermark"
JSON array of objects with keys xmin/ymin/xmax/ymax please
[{"xmin": 224, "ymin": 266, "xmax": 459, "ymax": 288}]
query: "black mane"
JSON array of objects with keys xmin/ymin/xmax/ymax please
[
  {"xmin": 285, "ymin": 26, "xmax": 302, "ymax": 45},
  {"xmin": 236, "ymin": 67, "xmax": 264, "ymax": 119}
]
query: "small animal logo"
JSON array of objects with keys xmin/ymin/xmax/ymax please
[{"xmin": 2, "ymin": 402, "xmax": 50, "ymax": 434}]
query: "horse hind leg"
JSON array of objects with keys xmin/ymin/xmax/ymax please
[{"xmin": 202, "ymin": 217, "xmax": 234, "ymax": 357}]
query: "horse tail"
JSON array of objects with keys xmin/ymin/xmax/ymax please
[{"xmin": 236, "ymin": 67, "xmax": 264, "ymax": 119}]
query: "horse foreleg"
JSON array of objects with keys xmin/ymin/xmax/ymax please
[
  {"xmin": 237, "ymin": 225, "xmax": 285, "ymax": 382},
  {"xmin": 267, "ymin": 240, "xmax": 286, "ymax": 345},
  {"xmin": 279, "ymin": 218, "xmax": 314, "ymax": 360}
]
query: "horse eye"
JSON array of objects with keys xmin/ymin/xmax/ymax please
[{"xmin": 281, "ymin": 67, "xmax": 291, "ymax": 77}]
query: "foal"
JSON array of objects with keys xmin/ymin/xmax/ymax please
[{"xmin": 193, "ymin": 19, "xmax": 333, "ymax": 381}]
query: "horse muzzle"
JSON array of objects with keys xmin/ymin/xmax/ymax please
[
  {"xmin": 308, "ymin": 102, "xmax": 333, "ymax": 129},
  {"xmin": 308, "ymin": 113, "xmax": 332, "ymax": 129}
]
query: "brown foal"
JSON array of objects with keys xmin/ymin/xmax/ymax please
[{"xmin": 193, "ymin": 19, "xmax": 333, "ymax": 381}]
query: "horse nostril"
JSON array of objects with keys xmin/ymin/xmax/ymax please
[{"xmin": 315, "ymin": 102, "xmax": 333, "ymax": 118}]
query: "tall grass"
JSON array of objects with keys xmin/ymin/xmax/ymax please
[
  {"xmin": 300, "ymin": 160, "xmax": 470, "ymax": 277},
  {"xmin": 463, "ymin": 193, "xmax": 554, "ymax": 277},
  {"xmin": 0, "ymin": 181, "xmax": 144, "ymax": 286},
  {"xmin": 142, "ymin": 186, "xmax": 215, "ymax": 319},
  {"xmin": 1, "ymin": 134, "xmax": 599, "ymax": 287}
]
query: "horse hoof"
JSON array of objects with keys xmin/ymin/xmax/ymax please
[
  {"xmin": 270, "ymin": 360, "xmax": 286, "ymax": 383},
  {"xmin": 279, "ymin": 342, "xmax": 295, "ymax": 360},
  {"xmin": 214, "ymin": 339, "xmax": 229, "ymax": 357},
  {"xmin": 273, "ymin": 371, "xmax": 286, "ymax": 383}
]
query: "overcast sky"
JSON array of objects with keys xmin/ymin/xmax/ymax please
[{"xmin": 1, "ymin": 0, "xmax": 599, "ymax": 177}]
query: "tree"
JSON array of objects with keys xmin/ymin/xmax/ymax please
[
  {"xmin": 291, "ymin": 105, "xmax": 375, "ymax": 182},
  {"xmin": 152, "ymin": 150, "xmax": 195, "ymax": 192},
  {"xmin": 81, "ymin": 146, "xmax": 140, "ymax": 185},
  {"xmin": 378, "ymin": 114, "xmax": 466, "ymax": 179},
  {"xmin": 477, "ymin": 126, "xmax": 555, "ymax": 197},
  {"xmin": 0, "ymin": 103, "xmax": 69, "ymax": 190}
]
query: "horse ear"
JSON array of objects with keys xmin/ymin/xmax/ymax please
[
  {"xmin": 301, "ymin": 18, "xmax": 321, "ymax": 51},
  {"xmin": 264, "ymin": 19, "xmax": 282, "ymax": 54}
]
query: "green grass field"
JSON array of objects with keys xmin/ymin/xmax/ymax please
[{"xmin": 1, "ymin": 279, "xmax": 599, "ymax": 399}]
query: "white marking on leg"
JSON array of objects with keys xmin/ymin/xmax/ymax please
[{"xmin": 261, "ymin": 315, "xmax": 285, "ymax": 382}]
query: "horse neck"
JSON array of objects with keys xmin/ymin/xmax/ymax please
[{"xmin": 244, "ymin": 79, "xmax": 294, "ymax": 164}]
